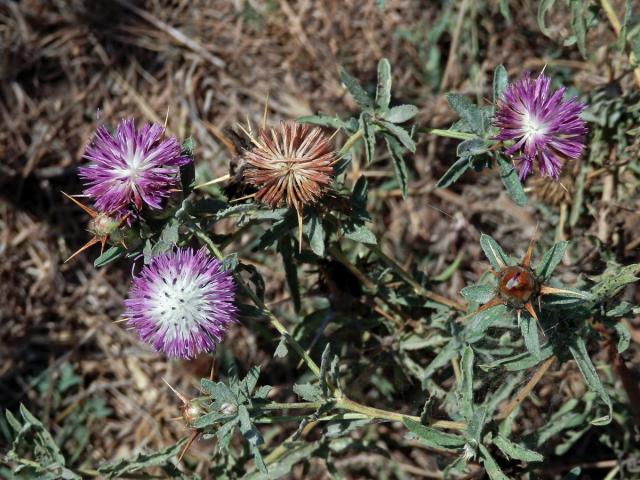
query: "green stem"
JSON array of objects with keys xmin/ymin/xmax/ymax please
[
  {"xmin": 366, "ymin": 244, "xmax": 466, "ymax": 312},
  {"xmin": 338, "ymin": 129, "xmax": 364, "ymax": 158},
  {"xmin": 193, "ymin": 227, "xmax": 322, "ymax": 378},
  {"xmin": 421, "ymin": 128, "xmax": 476, "ymax": 140}
]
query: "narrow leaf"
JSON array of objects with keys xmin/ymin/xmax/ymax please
[
  {"xmin": 536, "ymin": 241, "xmax": 568, "ymax": 281},
  {"xmin": 568, "ymin": 336, "xmax": 612, "ymax": 425},
  {"xmin": 383, "ymin": 104, "xmax": 418, "ymax": 123},
  {"xmin": 340, "ymin": 68, "xmax": 373, "ymax": 110},
  {"xmin": 480, "ymin": 234, "xmax": 509, "ymax": 270},
  {"xmin": 436, "ymin": 157, "xmax": 471, "ymax": 188},
  {"xmin": 446, "ymin": 93, "xmax": 484, "ymax": 135},
  {"xmin": 497, "ymin": 156, "xmax": 527, "ymax": 207},
  {"xmin": 385, "ymin": 134, "xmax": 409, "ymax": 198},
  {"xmin": 403, "ymin": 419, "xmax": 466, "ymax": 449},
  {"xmin": 494, "ymin": 435, "xmax": 544, "ymax": 462},
  {"xmin": 492, "ymin": 65, "xmax": 508, "ymax": 104},
  {"xmin": 375, "ymin": 58, "xmax": 392, "ymax": 112}
]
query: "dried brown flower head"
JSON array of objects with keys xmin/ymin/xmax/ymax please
[{"xmin": 243, "ymin": 121, "xmax": 337, "ymax": 220}]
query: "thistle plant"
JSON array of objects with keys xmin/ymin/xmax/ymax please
[{"xmin": 5, "ymin": 8, "xmax": 640, "ymax": 478}]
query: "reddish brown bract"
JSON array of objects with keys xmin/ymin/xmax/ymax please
[
  {"xmin": 243, "ymin": 121, "xmax": 337, "ymax": 214},
  {"xmin": 497, "ymin": 265, "xmax": 540, "ymax": 307}
]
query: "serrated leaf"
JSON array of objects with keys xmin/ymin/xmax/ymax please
[
  {"xmin": 200, "ymin": 379, "xmax": 237, "ymax": 404},
  {"xmin": 344, "ymin": 222, "xmax": 377, "ymax": 245},
  {"xmin": 591, "ymin": 263, "xmax": 640, "ymax": 302},
  {"xmin": 360, "ymin": 115, "xmax": 376, "ymax": 165},
  {"xmin": 238, "ymin": 405, "xmax": 262, "ymax": 447},
  {"xmin": 241, "ymin": 367, "xmax": 261, "ymax": 398},
  {"xmin": 570, "ymin": 0, "xmax": 587, "ymax": 58},
  {"xmin": 521, "ymin": 312, "xmax": 541, "ymax": 359},
  {"xmin": 305, "ymin": 212, "xmax": 325, "ymax": 257},
  {"xmin": 383, "ymin": 104, "xmax": 418, "ymax": 123},
  {"xmin": 403, "ymin": 419, "xmax": 466, "ymax": 449},
  {"xmin": 568, "ymin": 336, "xmax": 612, "ymax": 425},
  {"xmin": 460, "ymin": 285, "xmax": 495, "ymax": 304},
  {"xmin": 385, "ymin": 134, "xmax": 409, "ymax": 198},
  {"xmin": 614, "ymin": 322, "xmax": 631, "ymax": 353},
  {"xmin": 480, "ymin": 344, "xmax": 554, "ymax": 372},
  {"xmin": 293, "ymin": 383, "xmax": 323, "ymax": 402},
  {"xmin": 465, "ymin": 304, "xmax": 509, "ymax": 341},
  {"xmin": 493, "ymin": 65, "xmax": 508, "ymax": 104},
  {"xmin": 446, "ymin": 93, "xmax": 484, "ymax": 135},
  {"xmin": 340, "ymin": 68, "xmax": 373, "ymax": 110},
  {"xmin": 537, "ymin": 0, "xmax": 557, "ymax": 37},
  {"xmin": 274, "ymin": 336, "xmax": 288, "ymax": 358},
  {"xmin": 497, "ymin": 156, "xmax": 527, "ymax": 206},
  {"xmin": 436, "ymin": 157, "xmax": 471, "ymax": 188},
  {"xmin": 243, "ymin": 442, "xmax": 320, "ymax": 480},
  {"xmin": 98, "ymin": 437, "xmax": 186, "ymax": 478},
  {"xmin": 493, "ymin": 434, "xmax": 544, "ymax": 462},
  {"xmin": 536, "ymin": 241, "xmax": 568, "ymax": 281},
  {"xmin": 94, "ymin": 246, "xmax": 124, "ymax": 268},
  {"xmin": 480, "ymin": 234, "xmax": 509, "ymax": 270},
  {"xmin": 297, "ymin": 114, "xmax": 346, "ymax": 129},
  {"xmin": 375, "ymin": 58, "xmax": 392, "ymax": 112},
  {"xmin": 457, "ymin": 138, "xmax": 487, "ymax": 157},
  {"xmin": 377, "ymin": 120, "xmax": 416, "ymax": 152},
  {"xmin": 479, "ymin": 444, "xmax": 510, "ymax": 480}
]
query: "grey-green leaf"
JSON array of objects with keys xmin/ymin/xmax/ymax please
[
  {"xmin": 460, "ymin": 285, "xmax": 495, "ymax": 304},
  {"xmin": 568, "ymin": 336, "xmax": 612, "ymax": 425},
  {"xmin": 94, "ymin": 246, "xmax": 124, "ymax": 268},
  {"xmin": 377, "ymin": 120, "xmax": 416, "ymax": 152},
  {"xmin": 493, "ymin": 435, "xmax": 544, "ymax": 462},
  {"xmin": 537, "ymin": 0, "xmax": 558, "ymax": 37},
  {"xmin": 536, "ymin": 241, "xmax": 568, "ymax": 281},
  {"xmin": 479, "ymin": 444, "xmax": 511, "ymax": 480},
  {"xmin": 480, "ymin": 234, "xmax": 510, "ymax": 270},
  {"xmin": 340, "ymin": 68, "xmax": 373, "ymax": 110},
  {"xmin": 375, "ymin": 58, "xmax": 392, "ymax": 112},
  {"xmin": 521, "ymin": 312, "xmax": 541, "ymax": 359},
  {"xmin": 383, "ymin": 104, "xmax": 418, "ymax": 123},
  {"xmin": 403, "ymin": 419, "xmax": 466, "ymax": 449},
  {"xmin": 437, "ymin": 157, "xmax": 471, "ymax": 188},
  {"xmin": 497, "ymin": 156, "xmax": 527, "ymax": 207},
  {"xmin": 492, "ymin": 65, "xmax": 508, "ymax": 104},
  {"xmin": 385, "ymin": 134, "xmax": 409, "ymax": 198},
  {"xmin": 293, "ymin": 383, "xmax": 324, "ymax": 402},
  {"xmin": 446, "ymin": 93, "xmax": 484, "ymax": 136}
]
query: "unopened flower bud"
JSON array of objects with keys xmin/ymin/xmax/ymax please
[
  {"xmin": 181, "ymin": 400, "xmax": 205, "ymax": 425},
  {"xmin": 89, "ymin": 213, "xmax": 120, "ymax": 238},
  {"xmin": 220, "ymin": 402, "xmax": 237, "ymax": 415}
]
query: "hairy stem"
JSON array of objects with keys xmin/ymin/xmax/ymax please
[
  {"xmin": 421, "ymin": 128, "xmax": 476, "ymax": 140},
  {"xmin": 193, "ymin": 227, "xmax": 322, "ymax": 378}
]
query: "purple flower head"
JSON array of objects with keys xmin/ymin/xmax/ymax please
[
  {"xmin": 125, "ymin": 248, "xmax": 237, "ymax": 359},
  {"xmin": 79, "ymin": 118, "xmax": 190, "ymax": 215},
  {"xmin": 494, "ymin": 72, "xmax": 587, "ymax": 180}
]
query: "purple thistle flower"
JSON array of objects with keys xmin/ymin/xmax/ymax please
[
  {"xmin": 125, "ymin": 248, "xmax": 237, "ymax": 359},
  {"xmin": 494, "ymin": 72, "xmax": 587, "ymax": 180},
  {"xmin": 79, "ymin": 119, "xmax": 190, "ymax": 215}
]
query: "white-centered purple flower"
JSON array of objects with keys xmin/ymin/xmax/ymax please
[
  {"xmin": 79, "ymin": 119, "xmax": 190, "ymax": 214},
  {"xmin": 125, "ymin": 248, "xmax": 237, "ymax": 359},
  {"xmin": 494, "ymin": 72, "xmax": 587, "ymax": 180}
]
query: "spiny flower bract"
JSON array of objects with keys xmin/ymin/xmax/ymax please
[
  {"xmin": 79, "ymin": 118, "xmax": 190, "ymax": 215},
  {"xmin": 124, "ymin": 248, "xmax": 237, "ymax": 359},
  {"xmin": 243, "ymin": 121, "xmax": 337, "ymax": 215},
  {"xmin": 494, "ymin": 72, "xmax": 587, "ymax": 180}
]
